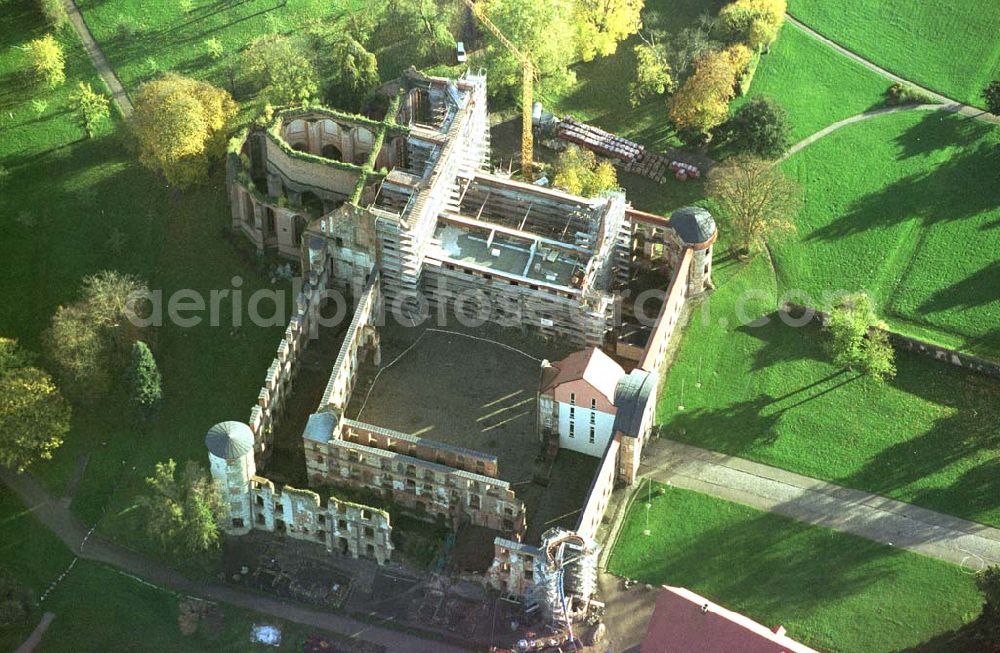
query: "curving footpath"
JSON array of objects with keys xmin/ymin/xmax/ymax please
[
  {"xmin": 62, "ymin": 0, "xmax": 133, "ymax": 118},
  {"xmin": 786, "ymin": 15, "xmax": 1000, "ymax": 126},
  {"xmin": 0, "ymin": 468, "xmax": 467, "ymax": 653},
  {"xmin": 780, "ymin": 103, "xmax": 943, "ymax": 161}
]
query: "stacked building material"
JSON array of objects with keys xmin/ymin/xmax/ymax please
[
  {"xmin": 668, "ymin": 160, "xmax": 701, "ymax": 180},
  {"xmin": 555, "ymin": 117, "xmax": 644, "ymax": 163},
  {"xmin": 621, "ymin": 151, "xmax": 671, "ymax": 183}
]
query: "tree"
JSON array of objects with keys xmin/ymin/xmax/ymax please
[
  {"xmin": 130, "ymin": 75, "xmax": 237, "ymax": 187},
  {"xmin": 0, "ymin": 338, "xmax": 70, "ymax": 472},
  {"xmin": 669, "ymin": 44, "xmax": 751, "ymax": 134},
  {"xmin": 722, "ymin": 96, "xmax": 790, "ymax": 158},
  {"xmin": 718, "ymin": 0, "xmax": 786, "ymax": 51},
  {"xmin": 983, "ymin": 81, "xmax": 1000, "ymax": 115},
  {"xmin": 979, "ymin": 566, "xmax": 1000, "ymax": 616},
  {"xmin": 327, "ymin": 36, "xmax": 380, "ymax": 110},
  {"xmin": 68, "ymin": 82, "xmax": 111, "ymax": 138},
  {"xmin": 137, "ymin": 459, "xmax": 225, "ymax": 553},
  {"xmin": 629, "ymin": 39, "xmax": 674, "ymax": 106},
  {"xmin": 126, "ymin": 341, "xmax": 162, "ymax": 413},
  {"xmin": 242, "ymin": 34, "xmax": 318, "ymax": 106},
  {"xmin": 665, "ymin": 20, "xmax": 720, "ymax": 79},
  {"xmin": 575, "ymin": 0, "xmax": 644, "ymax": 61},
  {"xmin": 825, "ymin": 292, "xmax": 896, "ymax": 383},
  {"xmin": 369, "ymin": 0, "xmax": 458, "ymax": 62},
  {"xmin": 707, "ymin": 154, "xmax": 799, "ymax": 255},
  {"xmin": 45, "ymin": 271, "xmax": 150, "ymax": 402},
  {"xmin": 27, "ymin": 34, "xmax": 65, "ymax": 88},
  {"xmin": 828, "ymin": 295, "xmax": 897, "ymax": 382},
  {"xmin": 0, "ymin": 571, "xmax": 33, "ymax": 628},
  {"xmin": 36, "ymin": 0, "xmax": 69, "ymax": 31},
  {"xmin": 204, "ymin": 37, "xmax": 224, "ymax": 61},
  {"xmin": 553, "ymin": 145, "xmax": 619, "ymax": 197},
  {"xmin": 480, "ymin": 0, "xmax": 578, "ymax": 99}
]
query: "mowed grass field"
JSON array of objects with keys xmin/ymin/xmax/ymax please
[
  {"xmin": 732, "ymin": 22, "xmax": 890, "ymax": 142},
  {"xmin": 608, "ymin": 484, "xmax": 983, "ymax": 653},
  {"xmin": 0, "ymin": 0, "xmax": 290, "ymax": 538},
  {"xmin": 77, "ymin": 0, "xmax": 362, "ymax": 92},
  {"xmin": 788, "ymin": 0, "xmax": 1000, "ymax": 107},
  {"xmin": 777, "ymin": 110, "xmax": 1000, "ymax": 359},
  {"xmin": 658, "ymin": 232, "xmax": 1000, "ymax": 527},
  {"xmin": 0, "ymin": 489, "xmax": 332, "ymax": 652}
]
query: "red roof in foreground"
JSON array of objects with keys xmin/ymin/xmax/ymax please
[{"xmin": 640, "ymin": 586, "xmax": 819, "ymax": 653}]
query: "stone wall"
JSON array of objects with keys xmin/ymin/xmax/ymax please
[
  {"xmin": 339, "ymin": 419, "xmax": 499, "ymax": 478},
  {"xmin": 638, "ymin": 247, "xmax": 692, "ymax": 373},
  {"xmin": 247, "ymin": 477, "xmax": 392, "ymax": 564},
  {"xmin": 302, "ymin": 434, "xmax": 526, "ymax": 535},
  {"xmin": 247, "ymin": 265, "xmax": 331, "ymax": 456},
  {"xmin": 318, "ymin": 270, "xmax": 381, "ymax": 413},
  {"xmin": 781, "ymin": 302, "xmax": 1000, "ymax": 379},
  {"xmin": 575, "ymin": 438, "xmax": 620, "ymax": 541}
]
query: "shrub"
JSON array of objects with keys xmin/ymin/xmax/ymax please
[
  {"xmin": 126, "ymin": 341, "xmax": 162, "ymax": 413},
  {"xmin": 721, "ymin": 95, "xmax": 791, "ymax": 158},
  {"xmin": 885, "ymin": 82, "xmax": 936, "ymax": 106},
  {"xmin": 26, "ymin": 33, "xmax": 65, "ymax": 88},
  {"xmin": 983, "ymin": 80, "xmax": 1000, "ymax": 115},
  {"xmin": 36, "ymin": 0, "xmax": 68, "ymax": 31}
]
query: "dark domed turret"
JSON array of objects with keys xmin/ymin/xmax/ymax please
[
  {"xmin": 670, "ymin": 207, "xmax": 717, "ymax": 247},
  {"xmin": 205, "ymin": 421, "xmax": 254, "ymax": 460}
]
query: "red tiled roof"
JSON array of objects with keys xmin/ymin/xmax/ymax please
[
  {"xmin": 640, "ymin": 586, "xmax": 819, "ymax": 653},
  {"xmin": 539, "ymin": 348, "xmax": 625, "ymax": 404}
]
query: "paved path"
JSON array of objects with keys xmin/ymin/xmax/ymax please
[
  {"xmin": 15, "ymin": 612, "xmax": 55, "ymax": 653},
  {"xmin": 0, "ymin": 469, "xmax": 466, "ymax": 653},
  {"xmin": 641, "ymin": 440, "xmax": 1000, "ymax": 569},
  {"xmin": 786, "ymin": 15, "xmax": 1000, "ymax": 126},
  {"xmin": 781, "ymin": 104, "xmax": 942, "ymax": 161},
  {"xmin": 63, "ymin": 0, "xmax": 133, "ymax": 118}
]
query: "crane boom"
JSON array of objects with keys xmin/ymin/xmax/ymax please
[{"xmin": 460, "ymin": 0, "xmax": 534, "ymax": 179}]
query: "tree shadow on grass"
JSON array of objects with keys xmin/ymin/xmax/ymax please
[
  {"xmin": 917, "ymin": 261, "xmax": 1000, "ymax": 316},
  {"xmin": 663, "ymin": 395, "xmax": 782, "ymax": 453},
  {"xmin": 736, "ymin": 312, "xmax": 829, "ymax": 371},
  {"xmin": 836, "ymin": 353, "xmax": 1000, "ymax": 524},
  {"xmin": 805, "ymin": 139, "xmax": 999, "ymax": 242},
  {"xmin": 631, "ymin": 495, "xmax": 898, "ymax": 622},
  {"xmin": 893, "ymin": 110, "xmax": 993, "ymax": 160}
]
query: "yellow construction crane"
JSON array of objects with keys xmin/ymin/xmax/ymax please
[{"xmin": 460, "ymin": 0, "xmax": 534, "ymax": 180}]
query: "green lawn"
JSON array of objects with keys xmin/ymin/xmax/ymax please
[
  {"xmin": 777, "ymin": 110, "xmax": 1000, "ymax": 359},
  {"xmin": 0, "ymin": 1, "xmax": 291, "ymax": 536},
  {"xmin": 733, "ymin": 22, "xmax": 891, "ymax": 142},
  {"xmin": 659, "ymin": 227, "xmax": 1000, "ymax": 527},
  {"xmin": 0, "ymin": 488, "xmax": 335, "ymax": 652},
  {"xmin": 608, "ymin": 484, "xmax": 983, "ymax": 653},
  {"xmin": 788, "ymin": 0, "xmax": 1000, "ymax": 107}
]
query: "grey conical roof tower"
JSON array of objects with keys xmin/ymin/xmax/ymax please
[{"xmin": 205, "ymin": 421, "xmax": 254, "ymax": 460}]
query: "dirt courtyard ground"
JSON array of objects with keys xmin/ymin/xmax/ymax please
[{"xmin": 347, "ymin": 321, "xmax": 552, "ymax": 483}]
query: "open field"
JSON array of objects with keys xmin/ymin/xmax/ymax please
[
  {"xmin": 608, "ymin": 483, "xmax": 983, "ymax": 653},
  {"xmin": 733, "ymin": 22, "xmax": 891, "ymax": 142},
  {"xmin": 0, "ymin": 1, "xmax": 292, "ymax": 555},
  {"xmin": 788, "ymin": 0, "xmax": 1000, "ymax": 107},
  {"xmin": 658, "ymin": 229, "xmax": 1000, "ymax": 528},
  {"xmin": 0, "ymin": 488, "xmax": 337, "ymax": 652},
  {"xmin": 777, "ymin": 110, "xmax": 1000, "ymax": 359}
]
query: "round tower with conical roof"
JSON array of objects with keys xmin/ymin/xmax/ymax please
[
  {"xmin": 205, "ymin": 420, "xmax": 256, "ymax": 535},
  {"xmin": 670, "ymin": 206, "xmax": 717, "ymax": 293}
]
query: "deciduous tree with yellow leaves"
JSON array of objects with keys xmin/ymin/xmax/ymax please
[
  {"xmin": 0, "ymin": 338, "xmax": 70, "ymax": 472},
  {"xmin": 575, "ymin": 0, "xmax": 644, "ymax": 61},
  {"xmin": 718, "ymin": 0, "xmax": 786, "ymax": 51},
  {"xmin": 130, "ymin": 75, "xmax": 237, "ymax": 187},
  {"xmin": 668, "ymin": 44, "xmax": 751, "ymax": 135}
]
